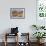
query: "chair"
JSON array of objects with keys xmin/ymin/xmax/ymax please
[
  {"xmin": 18, "ymin": 33, "xmax": 30, "ymax": 46},
  {"xmin": 4, "ymin": 27, "xmax": 19, "ymax": 46}
]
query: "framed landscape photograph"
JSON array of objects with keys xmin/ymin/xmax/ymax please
[{"xmin": 10, "ymin": 8, "xmax": 25, "ymax": 19}]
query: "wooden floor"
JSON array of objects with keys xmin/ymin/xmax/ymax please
[{"xmin": 0, "ymin": 42, "xmax": 46, "ymax": 46}]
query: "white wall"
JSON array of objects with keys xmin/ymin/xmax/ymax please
[{"xmin": 0, "ymin": 0, "xmax": 36, "ymax": 42}]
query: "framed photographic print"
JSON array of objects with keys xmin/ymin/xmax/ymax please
[
  {"xmin": 36, "ymin": 0, "xmax": 46, "ymax": 26},
  {"xmin": 10, "ymin": 8, "xmax": 25, "ymax": 19},
  {"xmin": 37, "ymin": 0, "xmax": 46, "ymax": 19}
]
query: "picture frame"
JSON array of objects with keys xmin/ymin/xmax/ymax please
[
  {"xmin": 37, "ymin": 0, "xmax": 46, "ymax": 19},
  {"xmin": 36, "ymin": 0, "xmax": 46, "ymax": 26},
  {"xmin": 10, "ymin": 8, "xmax": 25, "ymax": 19}
]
